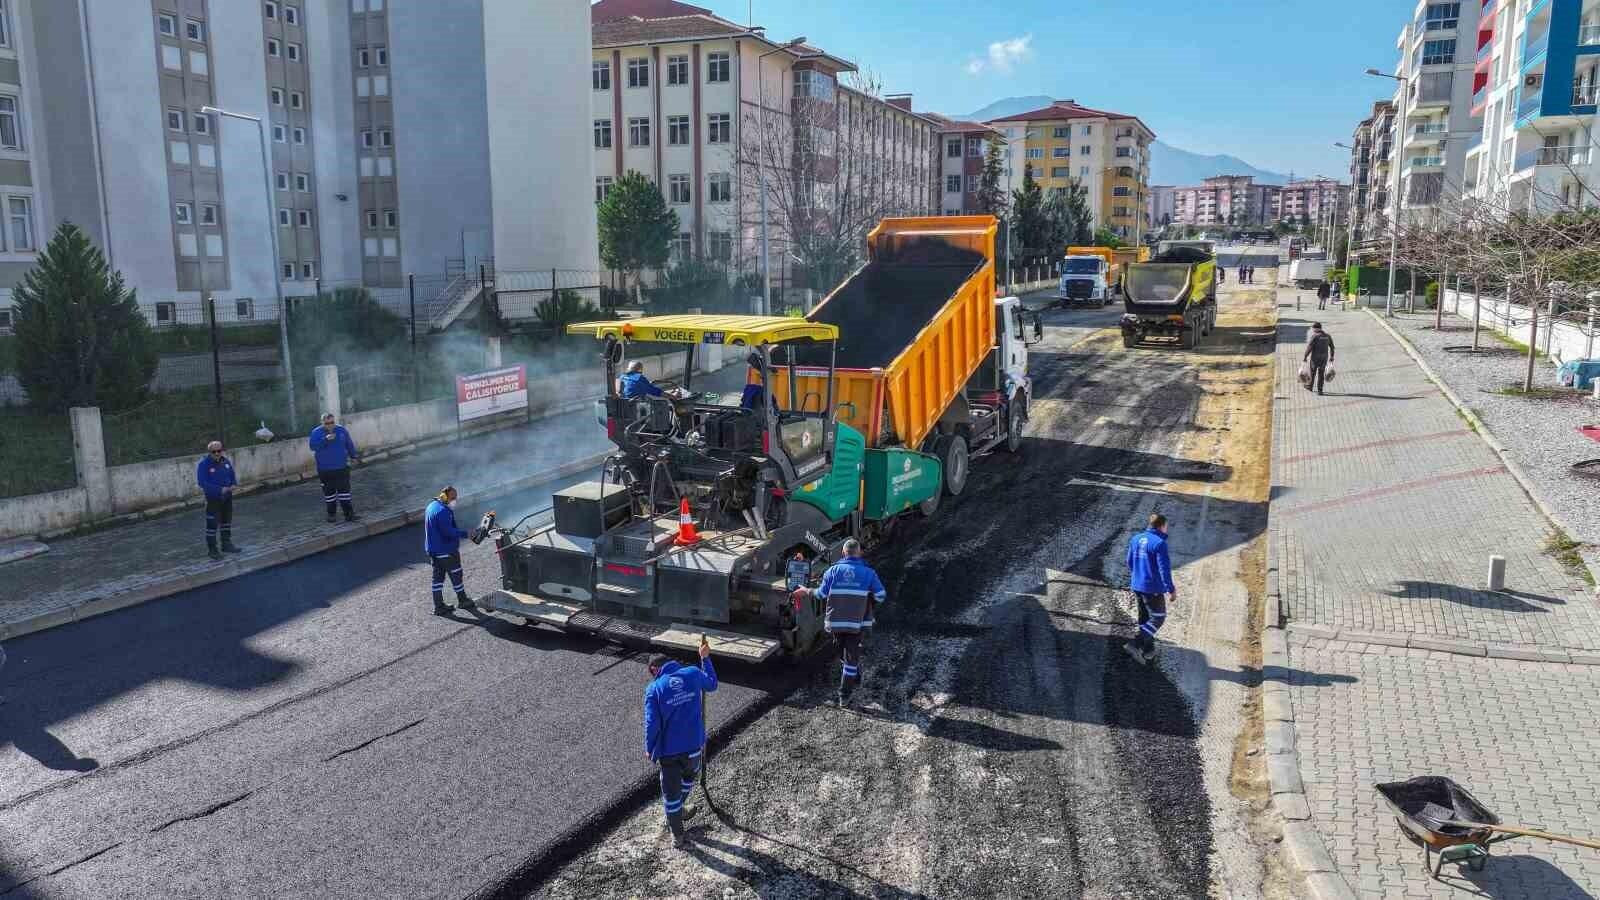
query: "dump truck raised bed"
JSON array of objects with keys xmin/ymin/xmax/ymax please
[
  {"xmin": 477, "ymin": 216, "xmax": 1040, "ymax": 662},
  {"xmin": 1119, "ymin": 240, "xmax": 1218, "ymax": 350}
]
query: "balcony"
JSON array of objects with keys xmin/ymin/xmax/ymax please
[
  {"xmin": 1522, "ymin": 30, "xmax": 1549, "ymax": 70},
  {"xmin": 1407, "ymin": 155, "xmax": 1445, "ymax": 168},
  {"xmin": 1466, "ymin": 131, "xmax": 1484, "ymax": 151},
  {"xmin": 1577, "ymin": 83, "xmax": 1600, "ymax": 107},
  {"xmin": 1515, "ymin": 146, "xmax": 1592, "ymax": 171},
  {"xmin": 1472, "ymin": 84, "xmax": 1489, "ymax": 110},
  {"xmin": 1582, "ymin": 24, "xmax": 1600, "ymax": 46},
  {"xmin": 1517, "ymin": 86, "xmax": 1543, "ymax": 120},
  {"xmin": 1477, "ymin": 40, "xmax": 1494, "ymax": 62},
  {"xmin": 1526, "ymin": 0, "xmax": 1551, "ymax": 18}
]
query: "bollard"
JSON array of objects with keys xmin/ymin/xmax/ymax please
[
  {"xmin": 1593, "ymin": 378, "xmax": 1599, "ymax": 401},
  {"xmin": 1296, "ymin": 293, "xmax": 1301, "ymax": 311},
  {"xmin": 1486, "ymin": 555, "xmax": 1507, "ymax": 592}
]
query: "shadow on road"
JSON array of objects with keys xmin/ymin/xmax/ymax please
[
  {"xmin": 1384, "ymin": 580, "xmax": 1567, "ymax": 614},
  {"xmin": 685, "ymin": 834, "xmax": 931, "ymax": 900}
]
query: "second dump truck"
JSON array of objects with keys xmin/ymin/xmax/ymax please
[
  {"xmin": 480, "ymin": 216, "xmax": 1041, "ymax": 662},
  {"xmin": 1119, "ymin": 240, "xmax": 1218, "ymax": 350}
]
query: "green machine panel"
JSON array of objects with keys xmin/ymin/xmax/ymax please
[
  {"xmin": 790, "ymin": 422, "xmax": 866, "ymax": 524},
  {"xmin": 862, "ymin": 447, "xmax": 941, "ymax": 520}
]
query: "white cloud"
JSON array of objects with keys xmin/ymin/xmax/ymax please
[
  {"xmin": 986, "ymin": 34, "xmax": 1032, "ymax": 73},
  {"xmin": 965, "ymin": 58, "xmax": 986, "ymax": 75}
]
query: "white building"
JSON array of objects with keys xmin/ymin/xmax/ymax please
[{"xmin": 1381, "ymin": 0, "xmax": 1485, "ymax": 226}]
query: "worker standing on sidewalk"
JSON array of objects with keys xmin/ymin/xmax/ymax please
[
  {"xmin": 1303, "ymin": 322, "xmax": 1337, "ymax": 396},
  {"xmin": 196, "ymin": 440, "xmax": 241, "ymax": 561},
  {"xmin": 423, "ymin": 486, "xmax": 476, "ymax": 616},
  {"xmin": 793, "ymin": 538, "xmax": 886, "ymax": 707},
  {"xmin": 644, "ymin": 638, "xmax": 718, "ymax": 849},
  {"xmin": 1316, "ymin": 280, "xmax": 1331, "ymax": 310},
  {"xmin": 1123, "ymin": 513, "xmax": 1176, "ymax": 665},
  {"xmin": 309, "ymin": 413, "xmax": 362, "ymax": 523}
]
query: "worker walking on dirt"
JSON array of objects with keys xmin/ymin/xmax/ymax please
[
  {"xmin": 424, "ymin": 486, "xmax": 477, "ymax": 616},
  {"xmin": 793, "ymin": 538, "xmax": 886, "ymax": 707},
  {"xmin": 1316, "ymin": 280, "xmax": 1331, "ymax": 310},
  {"xmin": 1303, "ymin": 322, "xmax": 1336, "ymax": 396},
  {"xmin": 1123, "ymin": 513, "xmax": 1176, "ymax": 665},
  {"xmin": 196, "ymin": 440, "xmax": 241, "ymax": 561},
  {"xmin": 309, "ymin": 413, "xmax": 361, "ymax": 523},
  {"xmin": 644, "ymin": 638, "xmax": 718, "ymax": 849}
]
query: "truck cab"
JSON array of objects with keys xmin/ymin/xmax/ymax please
[{"xmin": 1057, "ymin": 255, "xmax": 1112, "ymax": 305}]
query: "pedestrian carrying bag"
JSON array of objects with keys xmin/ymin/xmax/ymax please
[
  {"xmin": 1297, "ymin": 362, "xmax": 1311, "ymax": 385},
  {"xmin": 1324, "ymin": 364, "xmax": 1336, "ymax": 383}
]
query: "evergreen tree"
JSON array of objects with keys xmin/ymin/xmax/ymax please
[
  {"xmin": 1011, "ymin": 167, "xmax": 1050, "ymax": 252},
  {"xmin": 13, "ymin": 223, "xmax": 157, "ymax": 412},
  {"xmin": 1044, "ymin": 178, "xmax": 1095, "ymax": 247},
  {"xmin": 597, "ymin": 170, "xmax": 679, "ymax": 303},
  {"xmin": 975, "ymin": 136, "xmax": 1010, "ymax": 219}
]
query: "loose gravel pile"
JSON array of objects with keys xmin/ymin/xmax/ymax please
[{"xmin": 1388, "ymin": 309, "xmax": 1600, "ymax": 544}]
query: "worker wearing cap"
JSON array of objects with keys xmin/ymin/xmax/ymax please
[
  {"xmin": 196, "ymin": 440, "xmax": 241, "ymax": 560},
  {"xmin": 793, "ymin": 538, "xmax": 886, "ymax": 707},
  {"xmin": 309, "ymin": 413, "xmax": 361, "ymax": 523},
  {"xmin": 423, "ymin": 486, "xmax": 475, "ymax": 616},
  {"xmin": 644, "ymin": 638, "xmax": 717, "ymax": 849},
  {"xmin": 619, "ymin": 360, "xmax": 665, "ymax": 400}
]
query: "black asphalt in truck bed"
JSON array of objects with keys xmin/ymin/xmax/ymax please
[{"xmin": 805, "ymin": 242, "xmax": 985, "ymax": 370}]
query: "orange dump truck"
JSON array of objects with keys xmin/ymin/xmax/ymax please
[{"xmin": 770, "ymin": 215, "xmax": 1042, "ymax": 509}]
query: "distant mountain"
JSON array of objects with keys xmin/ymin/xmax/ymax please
[
  {"xmin": 958, "ymin": 96, "xmax": 1055, "ymax": 122},
  {"xmin": 1149, "ymin": 141, "xmax": 1289, "ymax": 187}
]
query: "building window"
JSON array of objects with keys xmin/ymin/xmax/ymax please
[
  {"xmin": 268, "ymin": 38, "xmax": 280, "ymax": 57},
  {"xmin": 668, "ymin": 173, "xmax": 691, "ymax": 204},
  {"xmin": 290, "ymin": 91, "xmax": 303, "ymax": 109},
  {"xmin": 592, "ymin": 61, "xmax": 609, "ymax": 90},
  {"xmin": 287, "ymin": 43, "xmax": 301, "ymax": 62},
  {"xmin": 293, "ymin": 127, "xmax": 306, "ymax": 144},
  {"xmin": 1052, "ymin": 147, "xmax": 1069, "ymax": 158},
  {"xmin": 708, "ymin": 172, "xmax": 731, "ymax": 203},
  {"xmin": 301, "ymin": 262, "xmax": 316, "ymax": 279},
  {"xmin": 361, "ymin": 130, "xmax": 374, "ymax": 148},
  {"xmin": 270, "ymin": 88, "xmax": 284, "ymax": 106},
  {"xmin": 357, "ymin": 47, "xmax": 369, "ymax": 68},
  {"xmin": 1025, "ymin": 148, "xmax": 1043, "ymax": 159},
  {"xmin": 284, "ymin": 6, "xmax": 299, "ymax": 25},
  {"xmin": 671, "ymin": 231, "xmax": 691, "ymax": 261},
  {"xmin": 8, "ymin": 197, "xmax": 31, "ymax": 251},
  {"xmin": 1080, "ymin": 166, "xmax": 1089, "ymax": 177},
  {"xmin": 707, "ymin": 52, "xmax": 730, "ymax": 83},
  {"xmin": 155, "ymin": 301, "xmax": 176, "ymax": 323},
  {"xmin": 1420, "ymin": 39, "xmax": 1455, "ymax": 66},
  {"xmin": 945, "ymin": 174, "xmax": 962, "ymax": 193},
  {"xmin": 1115, "ymin": 147, "xmax": 1131, "ymax": 157},
  {"xmin": 275, "ymin": 171, "xmax": 289, "ymax": 190},
  {"xmin": 966, "ymin": 174, "xmax": 979, "ymax": 193},
  {"xmin": 383, "ymin": 209, "xmax": 396, "ymax": 228},
  {"xmin": 158, "ymin": 13, "xmax": 177, "ymax": 36},
  {"xmin": 185, "ymin": 19, "xmax": 204, "ymax": 42},
  {"xmin": 192, "ymin": 112, "xmax": 210, "ymax": 135},
  {"xmin": 201, "ymin": 203, "xmax": 218, "ymax": 225},
  {"xmin": 297, "ymin": 209, "xmax": 312, "ymax": 228},
  {"xmin": 946, "ymin": 138, "xmax": 961, "ymax": 159},
  {"xmin": 628, "ymin": 117, "xmax": 650, "ymax": 147},
  {"xmin": 666, "ymin": 115, "xmax": 690, "ymax": 146},
  {"xmin": 379, "ymin": 129, "xmax": 392, "ymax": 147},
  {"xmin": 1081, "ymin": 125, "xmax": 1092, "ymax": 135},
  {"xmin": 166, "ymin": 108, "xmax": 185, "ymax": 132},
  {"xmin": 595, "ymin": 176, "xmax": 613, "ymax": 203},
  {"xmin": 283, "ymin": 262, "xmax": 296, "ymax": 278},
  {"xmin": 708, "ymin": 230, "xmax": 731, "ymax": 262},
  {"xmin": 707, "ymin": 113, "xmax": 730, "ymax": 144},
  {"xmin": 666, "ymin": 55, "xmax": 688, "ymax": 85},
  {"xmin": 364, "ymin": 210, "xmax": 378, "ymax": 228},
  {"xmin": 627, "ymin": 57, "xmax": 649, "ymax": 88},
  {"xmin": 264, "ymin": 1, "xmax": 278, "ymax": 17},
  {"xmin": 174, "ymin": 202, "xmax": 193, "ymax": 224},
  {"xmin": 1113, "ymin": 186, "xmax": 1131, "ymax": 196},
  {"xmin": 594, "ymin": 119, "xmax": 611, "ymax": 149},
  {"xmin": 792, "ymin": 69, "xmax": 833, "ymax": 100},
  {"xmin": 1423, "ymin": 2, "xmax": 1460, "ymax": 30},
  {"xmin": 278, "ymin": 208, "xmax": 291, "ymax": 226},
  {"xmin": 375, "ymin": 46, "xmax": 387, "ymax": 66},
  {"xmin": 295, "ymin": 172, "xmax": 309, "ymax": 191},
  {"xmin": 236, "ymin": 298, "xmax": 254, "ymax": 319},
  {"xmin": 190, "ymin": 52, "xmax": 208, "ymax": 76},
  {"xmin": 1051, "ymin": 166, "xmax": 1069, "ymax": 178},
  {"xmin": 967, "ymin": 138, "xmax": 982, "ymax": 157},
  {"xmin": 1052, "ymin": 126, "xmax": 1069, "ymax": 138}
]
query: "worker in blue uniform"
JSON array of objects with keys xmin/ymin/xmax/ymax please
[
  {"xmin": 309, "ymin": 413, "xmax": 361, "ymax": 523},
  {"xmin": 423, "ymin": 486, "xmax": 476, "ymax": 616},
  {"xmin": 644, "ymin": 637, "xmax": 717, "ymax": 848},
  {"xmin": 1124, "ymin": 513, "xmax": 1177, "ymax": 664},
  {"xmin": 793, "ymin": 538, "xmax": 886, "ymax": 707},
  {"xmin": 619, "ymin": 360, "xmax": 665, "ymax": 399},
  {"xmin": 196, "ymin": 440, "xmax": 241, "ymax": 560}
]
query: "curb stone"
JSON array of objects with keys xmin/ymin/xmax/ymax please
[
  {"xmin": 1365, "ymin": 309, "xmax": 1600, "ymax": 594},
  {"xmin": 0, "ymin": 451, "xmax": 611, "ymax": 641}
]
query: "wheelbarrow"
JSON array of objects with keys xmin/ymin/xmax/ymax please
[
  {"xmin": 1376, "ymin": 776, "xmax": 1600, "ymax": 878},
  {"xmin": 1573, "ymin": 425, "xmax": 1600, "ymax": 479}
]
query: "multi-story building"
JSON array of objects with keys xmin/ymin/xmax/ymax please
[
  {"xmin": 0, "ymin": 0, "xmax": 597, "ymax": 329},
  {"xmin": 1380, "ymin": 1, "xmax": 1484, "ymax": 225},
  {"xmin": 1170, "ymin": 176, "xmax": 1279, "ymax": 227},
  {"xmin": 1147, "ymin": 185, "xmax": 1176, "ymax": 228},
  {"xmin": 1347, "ymin": 101, "xmax": 1393, "ymax": 245},
  {"xmin": 986, "ymin": 99, "xmax": 1156, "ymax": 239},
  {"xmin": 589, "ymin": 0, "xmax": 936, "ymax": 302},
  {"xmin": 1463, "ymin": 0, "xmax": 1600, "ymax": 214},
  {"xmin": 926, "ymin": 114, "xmax": 999, "ymax": 216},
  {"xmin": 1274, "ymin": 177, "xmax": 1344, "ymax": 227},
  {"xmin": 1365, "ymin": 101, "xmax": 1397, "ymax": 235}
]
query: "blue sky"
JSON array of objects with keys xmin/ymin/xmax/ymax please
[{"xmin": 696, "ymin": 0, "xmax": 1415, "ymax": 179}]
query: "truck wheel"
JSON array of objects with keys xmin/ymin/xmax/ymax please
[
  {"xmin": 917, "ymin": 488, "xmax": 940, "ymax": 518},
  {"xmin": 1005, "ymin": 396, "xmax": 1025, "ymax": 453},
  {"xmin": 937, "ymin": 433, "xmax": 970, "ymax": 496}
]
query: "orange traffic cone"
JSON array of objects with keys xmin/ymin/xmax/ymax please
[{"xmin": 675, "ymin": 496, "xmax": 701, "ymax": 545}]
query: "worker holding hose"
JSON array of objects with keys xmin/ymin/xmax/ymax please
[
  {"xmin": 644, "ymin": 638, "xmax": 717, "ymax": 849},
  {"xmin": 793, "ymin": 538, "xmax": 886, "ymax": 708}
]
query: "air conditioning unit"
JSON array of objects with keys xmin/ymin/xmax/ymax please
[{"xmin": 1525, "ymin": 74, "xmax": 1542, "ymax": 88}]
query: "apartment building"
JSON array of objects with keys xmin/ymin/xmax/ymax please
[
  {"xmin": 1463, "ymin": 0, "xmax": 1600, "ymax": 214},
  {"xmin": 986, "ymin": 100, "xmax": 1156, "ymax": 239},
  {"xmin": 1347, "ymin": 100, "xmax": 1395, "ymax": 244},
  {"xmin": 1170, "ymin": 175, "xmax": 1280, "ymax": 227},
  {"xmin": 1274, "ymin": 177, "xmax": 1344, "ymax": 226},
  {"xmin": 0, "ymin": 0, "xmax": 598, "ymax": 331},
  {"xmin": 589, "ymin": 0, "xmax": 936, "ymax": 299},
  {"xmin": 925, "ymin": 114, "xmax": 999, "ymax": 215},
  {"xmin": 1379, "ymin": 1, "xmax": 1485, "ymax": 225},
  {"xmin": 1147, "ymin": 185, "xmax": 1176, "ymax": 228}
]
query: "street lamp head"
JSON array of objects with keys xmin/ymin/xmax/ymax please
[
  {"xmin": 200, "ymin": 105, "xmax": 220, "ymax": 116},
  {"xmin": 785, "ymin": 36, "xmax": 807, "ymax": 47}
]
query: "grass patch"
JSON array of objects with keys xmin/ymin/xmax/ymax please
[
  {"xmin": 1492, "ymin": 385, "xmax": 1569, "ymax": 399},
  {"xmin": 1454, "ymin": 407, "xmax": 1479, "ymax": 433},
  {"xmin": 1544, "ymin": 528, "xmax": 1595, "ymax": 586},
  {"xmin": 1486, "ymin": 329, "xmax": 1549, "ymax": 361},
  {"xmin": 148, "ymin": 322, "xmax": 282, "ymax": 355},
  {"xmin": 0, "ymin": 407, "xmax": 75, "ymax": 497}
]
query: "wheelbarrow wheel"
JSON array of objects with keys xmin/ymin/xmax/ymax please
[{"xmin": 1571, "ymin": 459, "xmax": 1600, "ymax": 478}]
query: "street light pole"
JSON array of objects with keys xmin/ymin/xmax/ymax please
[
  {"xmin": 1365, "ymin": 69, "xmax": 1407, "ymax": 316},
  {"xmin": 203, "ymin": 105, "xmax": 295, "ymax": 426},
  {"xmin": 1334, "ymin": 142, "xmax": 1359, "ymax": 275},
  {"xmin": 754, "ymin": 36, "xmax": 807, "ymax": 317}
]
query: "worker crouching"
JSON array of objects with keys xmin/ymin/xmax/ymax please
[
  {"xmin": 793, "ymin": 538, "xmax": 886, "ymax": 708},
  {"xmin": 644, "ymin": 638, "xmax": 717, "ymax": 849}
]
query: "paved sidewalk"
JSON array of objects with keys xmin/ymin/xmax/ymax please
[{"xmin": 1268, "ymin": 305, "xmax": 1600, "ymax": 898}]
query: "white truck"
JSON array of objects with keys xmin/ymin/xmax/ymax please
[
  {"xmin": 1288, "ymin": 258, "xmax": 1327, "ymax": 289},
  {"xmin": 1056, "ymin": 254, "xmax": 1113, "ymax": 306}
]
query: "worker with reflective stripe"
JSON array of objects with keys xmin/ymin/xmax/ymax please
[
  {"xmin": 644, "ymin": 638, "xmax": 717, "ymax": 849},
  {"xmin": 309, "ymin": 413, "xmax": 361, "ymax": 523},
  {"xmin": 423, "ymin": 486, "xmax": 476, "ymax": 616},
  {"xmin": 794, "ymin": 538, "xmax": 886, "ymax": 707},
  {"xmin": 196, "ymin": 440, "xmax": 241, "ymax": 560},
  {"xmin": 1124, "ymin": 512, "xmax": 1177, "ymax": 665}
]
